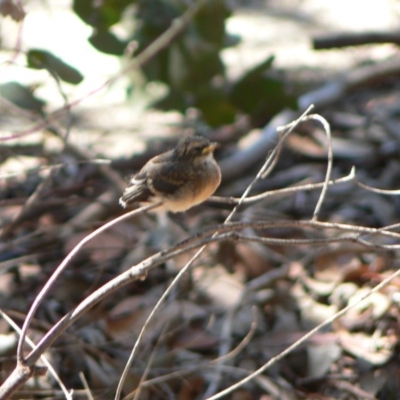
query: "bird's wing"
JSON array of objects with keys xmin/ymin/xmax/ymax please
[
  {"xmin": 119, "ymin": 172, "xmax": 152, "ymax": 207},
  {"xmin": 148, "ymin": 162, "xmax": 189, "ymax": 197}
]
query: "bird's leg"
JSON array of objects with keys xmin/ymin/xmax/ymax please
[{"xmin": 148, "ymin": 211, "xmax": 176, "ymax": 270}]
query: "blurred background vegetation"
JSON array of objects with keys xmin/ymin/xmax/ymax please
[{"xmin": 0, "ymin": 0, "xmax": 298, "ymax": 130}]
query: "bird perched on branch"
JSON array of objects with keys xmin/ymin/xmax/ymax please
[{"xmin": 119, "ymin": 135, "xmax": 221, "ymax": 212}]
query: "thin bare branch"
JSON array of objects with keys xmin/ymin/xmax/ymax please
[
  {"xmin": 354, "ymin": 176, "xmax": 400, "ymax": 195},
  {"xmin": 78, "ymin": 372, "xmax": 94, "ymax": 400},
  {"xmin": 210, "ymin": 167, "xmax": 356, "ymax": 205},
  {"xmin": 212, "ymin": 307, "xmax": 258, "ymax": 364},
  {"xmin": 0, "ymin": 309, "xmax": 73, "ymax": 400},
  {"xmin": 17, "ymin": 203, "xmax": 161, "ymax": 364},
  {"xmin": 5, "ymin": 218, "xmax": 388, "ymax": 398},
  {"xmin": 206, "ymin": 259, "xmax": 400, "ymax": 399},
  {"xmin": 306, "ymin": 114, "xmax": 333, "ymax": 220}
]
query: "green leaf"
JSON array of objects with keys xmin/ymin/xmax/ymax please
[
  {"xmin": 166, "ymin": 40, "xmax": 225, "ymax": 92},
  {"xmin": 153, "ymin": 90, "xmax": 186, "ymax": 112},
  {"xmin": 230, "ymin": 55, "xmax": 297, "ymax": 125},
  {"xmin": 89, "ymin": 29, "xmax": 127, "ymax": 55},
  {"xmin": 27, "ymin": 49, "xmax": 84, "ymax": 84},
  {"xmin": 119, "ymin": 0, "xmax": 232, "ymax": 124},
  {"xmin": 132, "ymin": 1, "xmax": 227, "ymax": 86},
  {"xmin": 73, "ymin": 0, "xmax": 135, "ymax": 29},
  {"xmin": 231, "ymin": 55, "xmax": 275, "ymax": 101},
  {"xmin": 195, "ymin": 88, "xmax": 236, "ymax": 126},
  {"xmin": 0, "ymin": 82, "xmax": 45, "ymax": 113},
  {"xmin": 195, "ymin": 0, "xmax": 231, "ymax": 47}
]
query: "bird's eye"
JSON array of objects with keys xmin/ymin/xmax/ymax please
[{"xmin": 192, "ymin": 146, "xmax": 203, "ymax": 155}]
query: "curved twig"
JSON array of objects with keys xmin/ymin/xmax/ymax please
[
  {"xmin": 1, "ymin": 218, "xmax": 397, "ymax": 398},
  {"xmin": 0, "ymin": 309, "xmax": 72, "ymax": 400},
  {"xmin": 210, "ymin": 166, "xmax": 356, "ymax": 205},
  {"xmin": 17, "ymin": 203, "xmax": 160, "ymax": 364}
]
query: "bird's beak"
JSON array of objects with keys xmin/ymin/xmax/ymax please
[{"xmin": 202, "ymin": 142, "xmax": 220, "ymax": 154}]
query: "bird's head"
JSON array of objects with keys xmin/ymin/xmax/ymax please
[{"xmin": 175, "ymin": 136, "xmax": 219, "ymax": 164}]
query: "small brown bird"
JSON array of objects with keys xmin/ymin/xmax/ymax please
[{"xmin": 119, "ymin": 135, "xmax": 221, "ymax": 212}]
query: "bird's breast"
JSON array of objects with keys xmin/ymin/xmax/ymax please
[{"xmin": 192, "ymin": 158, "xmax": 221, "ymax": 203}]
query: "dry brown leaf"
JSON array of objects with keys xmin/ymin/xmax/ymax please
[
  {"xmin": 286, "ymin": 133, "xmax": 326, "ymax": 157},
  {"xmin": 106, "ymin": 296, "xmax": 207, "ymax": 345},
  {"xmin": 177, "ymin": 376, "xmax": 205, "ymax": 400},
  {"xmin": 338, "ymin": 330, "xmax": 396, "ymax": 366},
  {"xmin": 255, "ymin": 375, "xmax": 296, "ymax": 400},
  {"xmin": 300, "ymin": 274, "xmax": 338, "ymax": 297},
  {"xmin": 307, "ymin": 341, "xmax": 342, "ymax": 378},
  {"xmin": 105, "ymin": 295, "xmax": 157, "ymax": 342},
  {"xmin": 234, "ymin": 242, "xmax": 274, "ymax": 278},
  {"xmin": 336, "ymin": 287, "xmax": 391, "ymax": 330},
  {"xmin": 17, "ymin": 263, "xmax": 41, "ymax": 280},
  {"xmin": 292, "ymin": 282, "xmax": 338, "ymax": 329},
  {"xmin": 329, "ymin": 282, "xmax": 358, "ymax": 308},
  {"xmin": 314, "ymin": 253, "xmax": 360, "ymax": 283},
  {"xmin": 230, "ymin": 389, "xmax": 254, "ymax": 400},
  {"xmin": 0, "ymin": 273, "xmax": 15, "ymax": 296},
  {"xmin": 251, "ymin": 332, "xmax": 337, "ymax": 358},
  {"xmin": 347, "ymin": 288, "xmax": 391, "ymax": 320},
  {"xmin": 84, "ymin": 354, "xmax": 114, "ymax": 389},
  {"xmin": 170, "ymin": 327, "xmax": 217, "ymax": 351},
  {"xmin": 64, "ymin": 229, "xmax": 127, "ymax": 262},
  {"xmin": 193, "ymin": 265, "xmax": 244, "ymax": 310}
]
